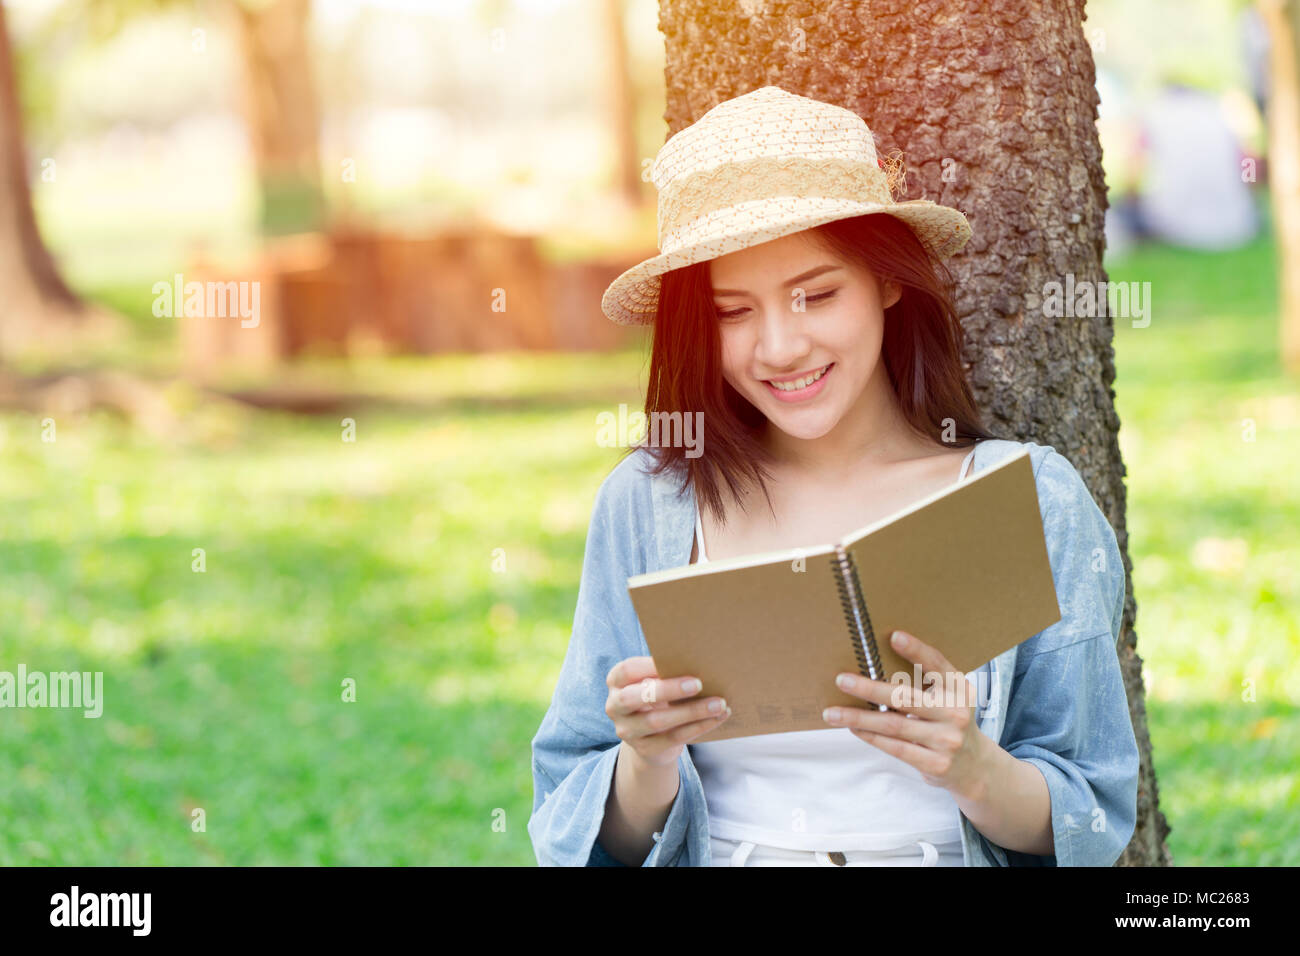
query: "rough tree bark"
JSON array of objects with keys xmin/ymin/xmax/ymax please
[{"xmin": 657, "ymin": 0, "xmax": 1172, "ymax": 865}]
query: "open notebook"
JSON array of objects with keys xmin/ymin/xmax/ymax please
[{"xmin": 626, "ymin": 449, "xmax": 1061, "ymax": 741}]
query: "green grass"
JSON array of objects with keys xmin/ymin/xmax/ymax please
[
  {"xmin": 0, "ymin": 234, "xmax": 1293, "ymax": 865},
  {"xmin": 1108, "ymin": 235, "xmax": 1300, "ymax": 865}
]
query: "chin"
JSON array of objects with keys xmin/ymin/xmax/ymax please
[{"xmin": 762, "ymin": 407, "xmax": 842, "ymax": 440}]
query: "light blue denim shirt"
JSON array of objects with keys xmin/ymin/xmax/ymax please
[{"xmin": 528, "ymin": 439, "xmax": 1140, "ymax": 866}]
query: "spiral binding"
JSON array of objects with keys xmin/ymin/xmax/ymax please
[{"xmin": 832, "ymin": 546, "xmax": 888, "ymax": 711}]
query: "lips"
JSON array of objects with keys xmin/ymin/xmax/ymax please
[
  {"xmin": 762, "ymin": 362, "xmax": 834, "ymax": 402},
  {"xmin": 765, "ymin": 363, "xmax": 831, "ymax": 390}
]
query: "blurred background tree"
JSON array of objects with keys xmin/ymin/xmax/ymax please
[
  {"xmin": 33, "ymin": 0, "xmax": 325, "ymax": 236},
  {"xmin": 1259, "ymin": 0, "xmax": 1300, "ymax": 371},
  {"xmin": 0, "ymin": 1, "xmax": 96, "ymax": 353}
]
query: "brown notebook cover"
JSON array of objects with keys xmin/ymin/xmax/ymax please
[{"xmin": 626, "ymin": 449, "xmax": 1060, "ymax": 741}]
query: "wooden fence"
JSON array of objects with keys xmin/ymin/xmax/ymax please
[{"xmin": 179, "ymin": 227, "xmax": 649, "ymax": 376}]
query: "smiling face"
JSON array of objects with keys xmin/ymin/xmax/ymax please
[{"xmin": 707, "ymin": 229, "xmax": 901, "ymax": 447}]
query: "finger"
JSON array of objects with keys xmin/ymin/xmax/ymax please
[
  {"xmin": 622, "ymin": 695, "xmax": 729, "ymax": 739},
  {"xmin": 889, "ymin": 630, "xmax": 961, "ymax": 684},
  {"xmin": 608, "ymin": 674, "xmax": 706, "ymax": 718},
  {"xmin": 633, "ymin": 710, "xmax": 732, "ymax": 763},
  {"xmin": 834, "ymin": 671, "xmax": 970, "ymax": 719},
  {"xmin": 849, "ymin": 726, "xmax": 952, "ymax": 777},
  {"xmin": 825, "ymin": 703, "xmax": 955, "ymax": 752},
  {"xmin": 660, "ymin": 709, "xmax": 733, "ymax": 747},
  {"xmin": 606, "ymin": 656, "xmax": 658, "ymax": 691}
]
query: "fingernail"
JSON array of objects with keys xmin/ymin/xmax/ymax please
[
  {"xmin": 707, "ymin": 698, "xmax": 723, "ymax": 713},
  {"xmin": 823, "ymin": 707, "xmax": 841, "ymax": 722},
  {"xmin": 891, "ymin": 631, "xmax": 907, "ymax": 648},
  {"xmin": 681, "ymin": 678, "xmax": 702, "ymax": 694},
  {"xmin": 836, "ymin": 673, "xmax": 854, "ymax": 691}
]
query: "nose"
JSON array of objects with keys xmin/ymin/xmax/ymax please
[{"xmin": 754, "ymin": 300, "xmax": 812, "ymax": 371}]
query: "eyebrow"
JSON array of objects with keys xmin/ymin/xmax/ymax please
[{"xmin": 712, "ymin": 264, "xmax": 843, "ymax": 297}]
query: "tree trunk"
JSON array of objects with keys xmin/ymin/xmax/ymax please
[
  {"xmin": 230, "ymin": 0, "xmax": 325, "ymax": 236},
  {"xmin": 0, "ymin": 1, "xmax": 92, "ymax": 354},
  {"xmin": 1260, "ymin": 0, "xmax": 1300, "ymax": 374},
  {"xmin": 657, "ymin": 0, "xmax": 1172, "ymax": 865}
]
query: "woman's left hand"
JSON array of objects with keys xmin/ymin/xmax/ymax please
[{"xmin": 822, "ymin": 629, "xmax": 994, "ymax": 802}]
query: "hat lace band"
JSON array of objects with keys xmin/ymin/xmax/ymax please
[{"xmin": 657, "ymin": 156, "xmax": 894, "ymax": 249}]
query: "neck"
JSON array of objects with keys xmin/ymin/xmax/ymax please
[{"xmin": 760, "ymin": 368, "xmax": 928, "ymax": 481}]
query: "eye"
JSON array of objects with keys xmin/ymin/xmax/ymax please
[
  {"xmin": 804, "ymin": 289, "xmax": 839, "ymax": 306},
  {"xmin": 715, "ymin": 289, "xmax": 838, "ymax": 320}
]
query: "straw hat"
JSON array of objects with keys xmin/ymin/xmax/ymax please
[{"xmin": 601, "ymin": 85, "xmax": 971, "ymax": 326}]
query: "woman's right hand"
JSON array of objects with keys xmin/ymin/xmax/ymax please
[{"xmin": 604, "ymin": 656, "xmax": 731, "ymax": 768}]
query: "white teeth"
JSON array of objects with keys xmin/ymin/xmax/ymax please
[{"xmin": 769, "ymin": 365, "xmax": 829, "ymax": 391}]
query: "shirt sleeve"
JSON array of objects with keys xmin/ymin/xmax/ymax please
[
  {"xmin": 997, "ymin": 450, "xmax": 1140, "ymax": 867},
  {"xmin": 527, "ymin": 455, "xmax": 697, "ymax": 866}
]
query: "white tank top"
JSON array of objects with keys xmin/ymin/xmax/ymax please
[{"xmin": 688, "ymin": 446, "xmax": 977, "ymax": 852}]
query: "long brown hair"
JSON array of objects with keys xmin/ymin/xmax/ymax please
[{"xmin": 633, "ymin": 212, "xmax": 998, "ymax": 526}]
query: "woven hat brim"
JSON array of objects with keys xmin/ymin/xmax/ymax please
[{"xmin": 601, "ymin": 197, "xmax": 970, "ymax": 326}]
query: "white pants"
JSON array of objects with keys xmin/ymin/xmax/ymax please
[{"xmin": 709, "ymin": 834, "xmax": 965, "ymax": 867}]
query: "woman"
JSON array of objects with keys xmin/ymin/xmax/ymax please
[{"xmin": 527, "ymin": 86, "xmax": 1139, "ymax": 867}]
